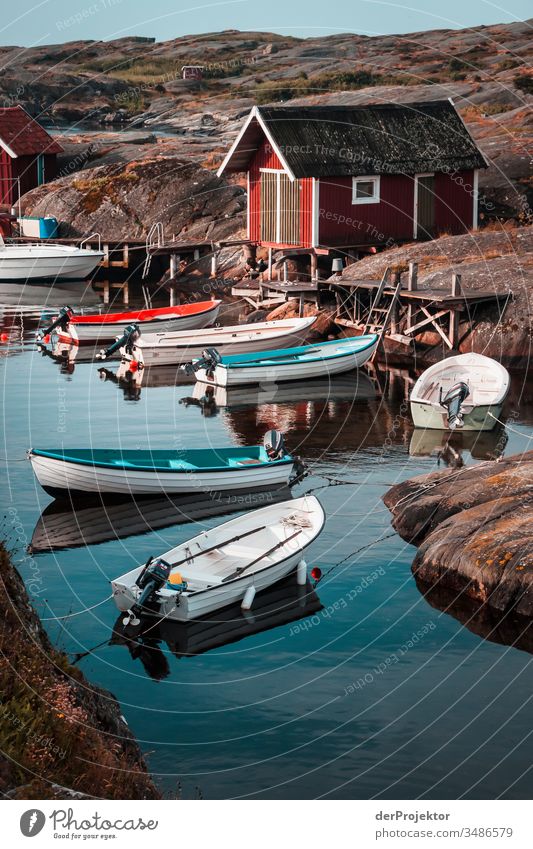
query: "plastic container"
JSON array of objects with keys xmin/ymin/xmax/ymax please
[{"xmin": 18, "ymin": 216, "xmax": 59, "ymax": 238}]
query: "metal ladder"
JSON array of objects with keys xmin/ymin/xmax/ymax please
[{"xmin": 142, "ymin": 221, "xmax": 163, "ymax": 279}]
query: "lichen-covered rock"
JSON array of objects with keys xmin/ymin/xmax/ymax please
[
  {"xmin": 0, "ymin": 544, "xmax": 159, "ymax": 800},
  {"xmin": 383, "ymin": 451, "xmax": 533, "ymax": 617},
  {"xmin": 266, "ymin": 300, "xmax": 337, "ymax": 337},
  {"xmin": 20, "ymin": 156, "xmax": 245, "ymax": 243}
]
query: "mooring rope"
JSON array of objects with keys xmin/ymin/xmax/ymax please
[
  {"xmin": 488, "ymin": 412, "xmax": 533, "ymax": 440},
  {"xmin": 40, "ymin": 594, "xmax": 113, "ymax": 621},
  {"xmin": 316, "ymin": 530, "xmax": 398, "ymax": 582}
]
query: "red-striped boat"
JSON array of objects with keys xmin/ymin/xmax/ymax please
[{"xmin": 42, "ymin": 300, "xmax": 221, "ymax": 344}]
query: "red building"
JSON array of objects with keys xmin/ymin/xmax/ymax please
[
  {"xmin": 0, "ymin": 106, "xmax": 62, "ymax": 206},
  {"xmin": 217, "ymin": 101, "xmax": 487, "ymax": 259}
]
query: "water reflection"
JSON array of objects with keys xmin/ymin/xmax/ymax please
[
  {"xmin": 410, "ymin": 425, "xmax": 508, "ymax": 468},
  {"xmin": 416, "ymin": 577, "xmax": 533, "ymax": 655},
  {"xmin": 29, "ymin": 487, "xmax": 292, "ymax": 553},
  {"xmin": 109, "ymin": 576, "xmax": 322, "ymax": 679}
]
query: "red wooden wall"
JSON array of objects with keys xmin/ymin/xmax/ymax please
[
  {"xmin": 0, "ymin": 151, "xmax": 58, "ymax": 204},
  {"xmin": 434, "ymin": 170, "xmax": 474, "ymax": 234},
  {"xmin": 248, "ymin": 137, "xmax": 475, "ymax": 247},
  {"xmin": 0, "ymin": 149, "xmax": 13, "ymax": 205},
  {"xmin": 318, "ymin": 174, "xmax": 415, "ymax": 246}
]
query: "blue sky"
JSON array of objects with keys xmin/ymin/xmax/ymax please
[{"xmin": 1, "ymin": 0, "xmax": 531, "ymax": 46}]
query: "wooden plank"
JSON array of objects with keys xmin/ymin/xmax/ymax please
[
  {"xmin": 404, "ymin": 308, "xmax": 450, "ymax": 335},
  {"xmin": 419, "ymin": 305, "xmax": 453, "ymax": 349}
]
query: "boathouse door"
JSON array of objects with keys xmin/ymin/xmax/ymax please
[
  {"xmin": 414, "ymin": 173, "xmax": 435, "ymax": 239},
  {"xmin": 260, "ymin": 169, "xmax": 300, "ymax": 244}
]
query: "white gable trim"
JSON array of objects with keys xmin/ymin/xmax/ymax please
[
  {"xmin": 216, "ymin": 106, "xmax": 296, "ymax": 181},
  {"xmin": 0, "ymin": 138, "xmax": 17, "ymax": 159}
]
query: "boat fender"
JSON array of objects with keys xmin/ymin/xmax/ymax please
[
  {"xmin": 264, "ymin": 429, "xmax": 285, "ymax": 461},
  {"xmin": 296, "ymin": 559, "xmax": 307, "ymax": 586},
  {"xmin": 439, "ymin": 381, "xmax": 470, "ymax": 429},
  {"xmin": 241, "ymin": 585, "xmax": 256, "ymax": 611}
]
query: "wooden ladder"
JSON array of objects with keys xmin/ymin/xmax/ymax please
[
  {"xmin": 369, "ymin": 271, "xmax": 403, "ymax": 362},
  {"xmin": 363, "ymin": 267, "xmax": 391, "ymax": 334}
]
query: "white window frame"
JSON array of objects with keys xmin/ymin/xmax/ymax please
[{"xmin": 351, "ymin": 175, "xmax": 380, "ymax": 205}]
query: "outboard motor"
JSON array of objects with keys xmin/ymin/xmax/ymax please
[
  {"xmin": 183, "ymin": 347, "xmax": 221, "ymax": 377},
  {"xmin": 264, "ymin": 429, "xmax": 285, "ymax": 461},
  {"xmin": 36, "ymin": 306, "xmax": 74, "ymax": 341},
  {"xmin": 439, "ymin": 381, "xmax": 470, "ymax": 430},
  {"xmin": 97, "ymin": 323, "xmax": 141, "ymax": 361},
  {"xmin": 123, "ymin": 557, "xmax": 172, "ymax": 625}
]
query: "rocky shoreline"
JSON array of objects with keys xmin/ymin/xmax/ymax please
[
  {"xmin": 0, "ymin": 544, "xmax": 159, "ymax": 800},
  {"xmin": 383, "ymin": 451, "xmax": 533, "ymax": 620}
]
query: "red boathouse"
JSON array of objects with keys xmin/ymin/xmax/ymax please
[
  {"xmin": 217, "ymin": 101, "xmax": 487, "ymax": 258},
  {"xmin": 0, "ymin": 105, "xmax": 63, "ymax": 206}
]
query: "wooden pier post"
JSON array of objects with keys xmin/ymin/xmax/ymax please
[
  {"xmin": 310, "ymin": 252, "xmax": 318, "ymax": 282},
  {"xmin": 407, "ymin": 261, "xmax": 418, "ymax": 329},
  {"xmin": 268, "ymin": 247, "xmax": 273, "ymax": 281},
  {"xmin": 449, "ymin": 272, "xmax": 462, "ymax": 348},
  {"xmin": 123, "ymin": 244, "xmax": 129, "ymax": 269},
  {"xmin": 123, "ymin": 281, "xmax": 129, "ymax": 305},
  {"xmin": 103, "ymin": 281, "xmax": 109, "ymax": 304},
  {"xmin": 169, "ymin": 286, "xmax": 176, "ymax": 306},
  {"xmin": 170, "ymin": 253, "xmax": 178, "ymax": 278},
  {"xmin": 103, "ymin": 244, "xmax": 110, "ymax": 269},
  {"xmin": 210, "ymin": 253, "xmax": 217, "ymax": 278}
]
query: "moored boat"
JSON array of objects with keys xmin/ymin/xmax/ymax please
[
  {"xmin": 192, "ymin": 334, "xmax": 378, "ymax": 387},
  {"xmin": 111, "ymin": 495, "xmax": 325, "ymax": 622},
  {"xmin": 410, "ymin": 353, "xmax": 510, "ymax": 431},
  {"xmin": 0, "ymin": 236, "xmax": 104, "ymax": 282},
  {"xmin": 37, "ymin": 300, "xmax": 221, "ymax": 344},
  {"xmin": 28, "ymin": 430, "xmax": 300, "ymax": 498},
  {"xmin": 96, "ymin": 316, "xmax": 317, "ymax": 366}
]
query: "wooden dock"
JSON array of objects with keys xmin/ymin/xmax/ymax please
[{"xmin": 330, "ymin": 263, "xmax": 510, "ymax": 354}]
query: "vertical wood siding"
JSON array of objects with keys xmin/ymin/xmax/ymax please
[
  {"xmin": 0, "ymin": 149, "xmax": 13, "ymax": 204},
  {"xmin": 434, "ymin": 170, "xmax": 474, "ymax": 234},
  {"xmin": 318, "ymin": 175, "xmax": 415, "ymax": 246},
  {"xmin": 249, "ymin": 140, "xmax": 312, "ymax": 247}
]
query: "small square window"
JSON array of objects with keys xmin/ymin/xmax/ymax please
[{"xmin": 352, "ymin": 176, "xmax": 380, "ymax": 204}]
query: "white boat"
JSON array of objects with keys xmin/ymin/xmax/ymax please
[
  {"xmin": 111, "ymin": 495, "xmax": 325, "ymax": 622},
  {"xmin": 28, "ymin": 431, "xmax": 299, "ymax": 498},
  {"xmin": 410, "ymin": 353, "xmax": 510, "ymax": 431},
  {"xmin": 193, "ymin": 334, "xmax": 378, "ymax": 387},
  {"xmin": 0, "ymin": 235, "xmax": 104, "ymax": 281},
  {"xmin": 47, "ymin": 300, "xmax": 220, "ymax": 344},
  {"xmin": 96, "ymin": 316, "xmax": 317, "ymax": 366}
]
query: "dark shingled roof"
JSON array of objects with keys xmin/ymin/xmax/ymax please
[
  {"xmin": 0, "ymin": 106, "xmax": 63, "ymax": 157},
  {"xmin": 220, "ymin": 101, "xmax": 486, "ymax": 178}
]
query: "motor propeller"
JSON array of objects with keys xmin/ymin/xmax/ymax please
[
  {"xmin": 36, "ymin": 306, "xmax": 74, "ymax": 341},
  {"xmin": 122, "ymin": 557, "xmax": 173, "ymax": 627},
  {"xmin": 97, "ymin": 323, "xmax": 141, "ymax": 361},
  {"xmin": 439, "ymin": 381, "xmax": 470, "ymax": 429}
]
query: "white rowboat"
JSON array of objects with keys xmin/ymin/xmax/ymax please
[
  {"xmin": 103, "ymin": 316, "xmax": 317, "ymax": 366},
  {"xmin": 111, "ymin": 496, "xmax": 325, "ymax": 622},
  {"xmin": 28, "ymin": 441, "xmax": 297, "ymax": 498},
  {"xmin": 410, "ymin": 353, "xmax": 510, "ymax": 431},
  {"xmin": 193, "ymin": 334, "xmax": 378, "ymax": 387}
]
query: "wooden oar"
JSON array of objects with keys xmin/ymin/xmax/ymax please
[
  {"xmin": 222, "ymin": 528, "xmax": 304, "ymax": 583},
  {"xmin": 165, "ymin": 524, "xmax": 267, "ymax": 571}
]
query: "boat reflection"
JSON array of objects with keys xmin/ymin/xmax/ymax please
[
  {"xmin": 409, "ymin": 425, "xmax": 508, "ymax": 468},
  {"xmin": 416, "ymin": 577, "xmax": 533, "ymax": 655},
  {"xmin": 110, "ymin": 576, "xmax": 323, "ymax": 679},
  {"xmin": 186, "ymin": 370, "xmax": 377, "ymax": 411},
  {"xmin": 29, "ymin": 486, "xmax": 293, "ymax": 553},
  {"xmin": 98, "ymin": 361, "xmax": 194, "ymax": 400}
]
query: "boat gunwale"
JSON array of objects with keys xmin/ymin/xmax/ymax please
[
  {"xmin": 29, "ymin": 447, "xmax": 295, "ymax": 473},
  {"xmin": 213, "ymin": 334, "xmax": 378, "ymax": 370},
  {"xmin": 70, "ymin": 300, "xmax": 220, "ymax": 326}
]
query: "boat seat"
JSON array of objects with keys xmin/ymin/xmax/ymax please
[
  {"xmin": 235, "ymin": 458, "xmax": 261, "ymax": 466},
  {"xmin": 167, "ymin": 459, "xmax": 197, "ymax": 470}
]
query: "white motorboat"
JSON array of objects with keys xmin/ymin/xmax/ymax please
[
  {"xmin": 410, "ymin": 353, "xmax": 510, "ymax": 431},
  {"xmin": 96, "ymin": 315, "xmax": 317, "ymax": 366},
  {"xmin": 0, "ymin": 235, "xmax": 104, "ymax": 282},
  {"xmin": 111, "ymin": 495, "xmax": 325, "ymax": 622},
  {"xmin": 192, "ymin": 334, "xmax": 378, "ymax": 387}
]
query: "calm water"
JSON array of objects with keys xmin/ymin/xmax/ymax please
[{"xmin": 2, "ymin": 291, "xmax": 533, "ymax": 800}]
